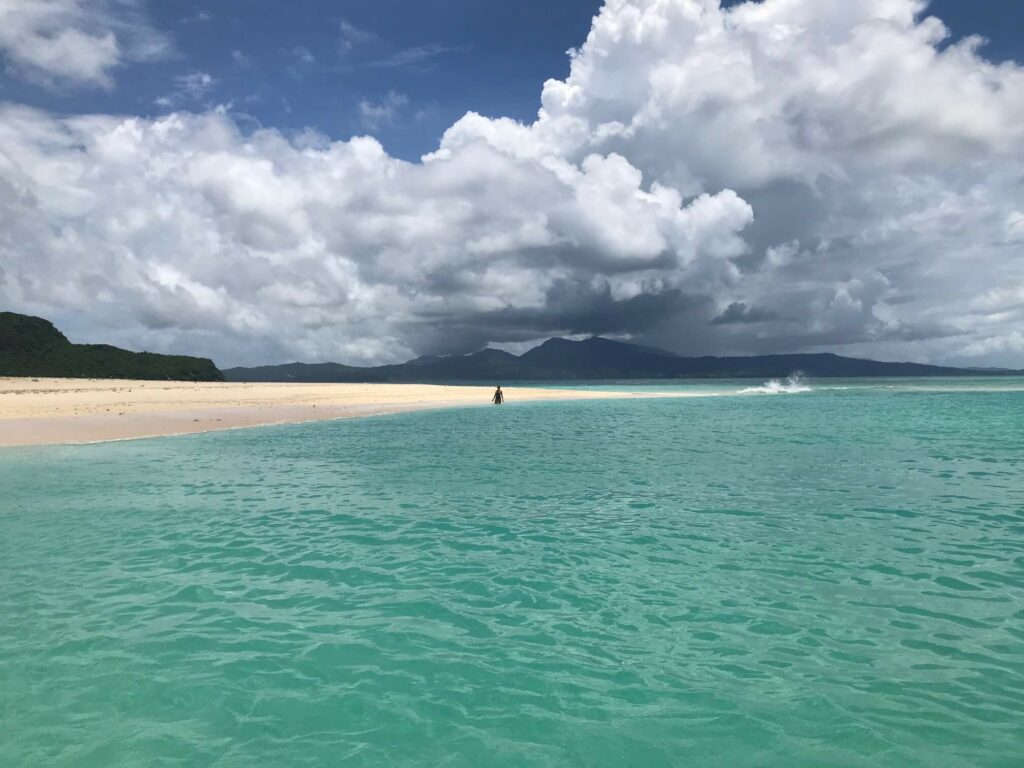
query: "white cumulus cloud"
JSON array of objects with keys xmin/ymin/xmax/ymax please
[
  {"xmin": 0, "ymin": 102, "xmax": 750, "ymax": 365},
  {"xmin": 0, "ymin": 0, "xmax": 168, "ymax": 88},
  {"xmin": 1, "ymin": 0, "xmax": 1023, "ymax": 368}
]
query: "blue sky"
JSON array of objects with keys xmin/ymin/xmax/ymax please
[
  {"xmin": 4, "ymin": 0, "xmax": 1021, "ymax": 161},
  {"xmin": 0, "ymin": 0, "xmax": 597, "ymax": 160}
]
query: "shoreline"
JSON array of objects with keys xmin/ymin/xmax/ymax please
[{"xmin": 0, "ymin": 378, "xmax": 649, "ymax": 447}]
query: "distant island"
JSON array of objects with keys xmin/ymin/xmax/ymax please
[
  {"xmin": 5, "ymin": 312, "xmax": 1018, "ymax": 384},
  {"xmin": 225, "ymin": 336, "xmax": 1019, "ymax": 383},
  {"xmin": 0, "ymin": 312, "xmax": 224, "ymax": 381}
]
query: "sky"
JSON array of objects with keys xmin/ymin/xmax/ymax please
[{"xmin": 1, "ymin": 0, "xmax": 1023, "ymax": 368}]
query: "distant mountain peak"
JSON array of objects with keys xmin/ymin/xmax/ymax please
[
  {"xmin": 471, "ymin": 347, "xmax": 518, "ymax": 359},
  {"xmin": 224, "ymin": 334, "xmax": 1021, "ymax": 383}
]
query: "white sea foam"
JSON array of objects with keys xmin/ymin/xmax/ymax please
[{"xmin": 740, "ymin": 374, "xmax": 812, "ymax": 395}]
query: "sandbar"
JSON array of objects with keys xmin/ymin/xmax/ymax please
[{"xmin": 0, "ymin": 378, "xmax": 647, "ymax": 447}]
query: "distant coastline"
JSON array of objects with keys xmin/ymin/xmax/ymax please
[
  {"xmin": 6, "ymin": 311, "xmax": 1020, "ymax": 387},
  {"xmin": 225, "ymin": 337, "xmax": 1022, "ymax": 384}
]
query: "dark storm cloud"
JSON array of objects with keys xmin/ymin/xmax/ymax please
[
  {"xmin": 711, "ymin": 302, "xmax": 781, "ymax": 326},
  {"xmin": 404, "ymin": 282, "xmax": 710, "ymax": 356}
]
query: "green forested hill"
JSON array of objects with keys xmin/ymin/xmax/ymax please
[{"xmin": 0, "ymin": 312, "xmax": 224, "ymax": 381}]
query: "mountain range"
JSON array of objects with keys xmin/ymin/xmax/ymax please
[
  {"xmin": 4, "ymin": 311, "xmax": 1019, "ymax": 384},
  {"xmin": 224, "ymin": 336, "xmax": 1018, "ymax": 383}
]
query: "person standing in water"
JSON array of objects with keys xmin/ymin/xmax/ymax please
[{"xmin": 492, "ymin": 385, "xmax": 504, "ymax": 405}]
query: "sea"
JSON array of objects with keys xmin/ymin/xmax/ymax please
[{"xmin": 1, "ymin": 377, "xmax": 1023, "ymax": 767}]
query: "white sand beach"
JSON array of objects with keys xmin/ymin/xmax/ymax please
[{"xmin": 0, "ymin": 378, "xmax": 644, "ymax": 447}]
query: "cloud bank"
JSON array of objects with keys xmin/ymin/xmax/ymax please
[{"xmin": 1, "ymin": 0, "xmax": 1023, "ymax": 367}]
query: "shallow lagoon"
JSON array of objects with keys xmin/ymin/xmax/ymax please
[{"xmin": 2, "ymin": 379, "xmax": 1023, "ymax": 766}]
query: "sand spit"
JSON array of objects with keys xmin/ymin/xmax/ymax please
[{"xmin": 0, "ymin": 378, "xmax": 652, "ymax": 447}]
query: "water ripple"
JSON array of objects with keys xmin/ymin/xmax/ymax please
[{"xmin": 2, "ymin": 388, "xmax": 1024, "ymax": 766}]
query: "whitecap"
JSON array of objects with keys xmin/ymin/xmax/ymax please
[{"xmin": 739, "ymin": 374, "xmax": 812, "ymax": 395}]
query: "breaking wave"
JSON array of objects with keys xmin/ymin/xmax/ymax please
[{"xmin": 739, "ymin": 374, "xmax": 812, "ymax": 395}]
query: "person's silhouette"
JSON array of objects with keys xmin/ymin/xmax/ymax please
[{"xmin": 492, "ymin": 385, "xmax": 504, "ymax": 405}]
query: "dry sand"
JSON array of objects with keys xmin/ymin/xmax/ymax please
[{"xmin": 0, "ymin": 378, "xmax": 647, "ymax": 447}]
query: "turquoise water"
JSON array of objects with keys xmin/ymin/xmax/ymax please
[{"xmin": 2, "ymin": 379, "xmax": 1024, "ymax": 767}]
